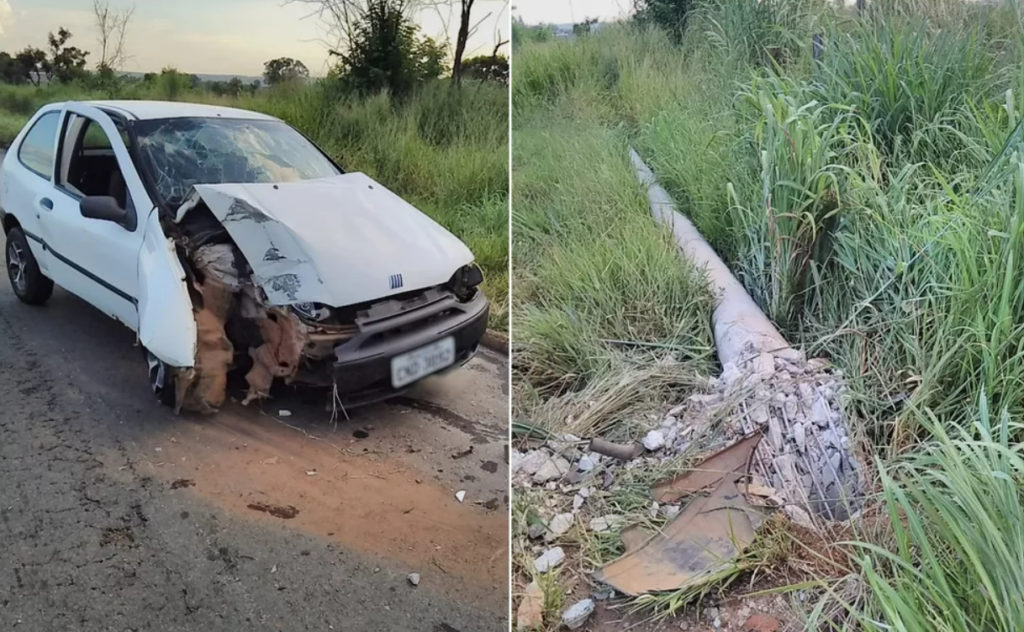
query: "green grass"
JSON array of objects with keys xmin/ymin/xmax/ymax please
[
  {"xmin": 512, "ymin": 49, "xmax": 716, "ymax": 404},
  {"xmin": 0, "ymin": 79, "xmax": 509, "ymax": 330},
  {"xmin": 514, "ymin": 0, "xmax": 1024, "ymax": 627},
  {"xmin": 818, "ymin": 398, "xmax": 1024, "ymax": 632}
]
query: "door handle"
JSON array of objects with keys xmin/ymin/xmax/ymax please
[{"xmin": 39, "ymin": 197, "xmax": 53, "ymax": 211}]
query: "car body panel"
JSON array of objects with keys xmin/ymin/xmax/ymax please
[
  {"xmin": 137, "ymin": 207, "xmax": 197, "ymax": 368},
  {"xmin": 1, "ymin": 106, "xmax": 59, "ymax": 275},
  {"xmin": 187, "ymin": 173, "xmax": 475, "ymax": 307},
  {"xmin": 82, "ymin": 100, "xmax": 278, "ymax": 122},
  {"xmin": 38, "ymin": 103, "xmax": 149, "ymax": 329}
]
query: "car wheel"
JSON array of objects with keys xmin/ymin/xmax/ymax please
[
  {"xmin": 5, "ymin": 227, "xmax": 54, "ymax": 305},
  {"xmin": 146, "ymin": 349, "xmax": 178, "ymax": 407}
]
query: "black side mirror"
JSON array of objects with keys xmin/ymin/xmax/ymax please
[{"xmin": 80, "ymin": 196, "xmax": 132, "ymax": 229}]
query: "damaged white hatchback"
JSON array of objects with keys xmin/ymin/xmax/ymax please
[{"xmin": 0, "ymin": 101, "xmax": 489, "ymax": 412}]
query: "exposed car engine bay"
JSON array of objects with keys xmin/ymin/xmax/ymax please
[{"xmin": 162, "ymin": 194, "xmax": 484, "ymax": 414}]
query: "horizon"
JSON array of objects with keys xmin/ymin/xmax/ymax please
[{"xmin": 0, "ymin": 0, "xmax": 510, "ymax": 77}]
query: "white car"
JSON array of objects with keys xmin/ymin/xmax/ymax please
[{"xmin": 0, "ymin": 101, "xmax": 489, "ymax": 412}]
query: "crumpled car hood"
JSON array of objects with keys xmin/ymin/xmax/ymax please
[{"xmin": 182, "ymin": 173, "xmax": 474, "ymax": 307}]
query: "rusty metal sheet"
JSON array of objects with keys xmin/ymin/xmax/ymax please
[
  {"xmin": 592, "ymin": 433, "xmax": 763, "ymax": 596},
  {"xmin": 651, "ymin": 433, "xmax": 762, "ymax": 503},
  {"xmin": 594, "ymin": 477, "xmax": 761, "ymax": 595}
]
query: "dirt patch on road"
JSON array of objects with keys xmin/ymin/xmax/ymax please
[{"xmin": 132, "ymin": 405, "xmax": 508, "ymax": 608}]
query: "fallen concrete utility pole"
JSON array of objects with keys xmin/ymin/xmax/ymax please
[{"xmin": 629, "ymin": 148, "xmax": 863, "ymax": 523}]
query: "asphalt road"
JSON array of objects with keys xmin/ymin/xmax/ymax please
[{"xmin": 0, "ymin": 178, "xmax": 510, "ymax": 631}]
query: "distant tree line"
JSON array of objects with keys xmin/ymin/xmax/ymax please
[{"xmin": 0, "ymin": 0, "xmax": 509, "ymax": 98}]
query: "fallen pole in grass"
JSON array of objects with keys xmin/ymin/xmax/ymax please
[
  {"xmin": 628, "ymin": 148, "xmax": 802, "ymax": 367},
  {"xmin": 629, "ymin": 147, "xmax": 864, "ymax": 524}
]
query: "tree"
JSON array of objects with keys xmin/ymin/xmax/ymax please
[
  {"xmin": 0, "ymin": 53, "xmax": 22, "ymax": 85},
  {"xmin": 285, "ymin": 0, "xmax": 370, "ymax": 55},
  {"xmin": 572, "ymin": 17, "xmax": 597, "ymax": 36},
  {"xmin": 451, "ymin": 0, "xmax": 475, "ymax": 85},
  {"xmin": 461, "ymin": 53, "xmax": 507, "ymax": 83},
  {"xmin": 331, "ymin": 0, "xmax": 444, "ymax": 96},
  {"xmin": 263, "ymin": 57, "xmax": 310, "ymax": 86},
  {"xmin": 632, "ymin": 0, "xmax": 694, "ymax": 42},
  {"xmin": 15, "ymin": 47, "xmax": 47, "ymax": 86},
  {"xmin": 93, "ymin": 0, "xmax": 135, "ymax": 71},
  {"xmin": 43, "ymin": 28, "xmax": 90, "ymax": 83}
]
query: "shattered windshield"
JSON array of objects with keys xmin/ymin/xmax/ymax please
[{"xmin": 133, "ymin": 117, "xmax": 342, "ymax": 208}]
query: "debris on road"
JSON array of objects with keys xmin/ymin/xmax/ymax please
[
  {"xmin": 455, "ymin": 490, "xmax": 466, "ymax": 503},
  {"xmin": 561, "ymin": 598, "xmax": 595, "ymax": 630},
  {"xmin": 246, "ymin": 502, "xmax": 299, "ymax": 519},
  {"xmin": 278, "ymin": 409, "xmax": 292, "ymax": 417},
  {"xmin": 262, "ymin": 456, "xmax": 279, "ymax": 465},
  {"xmin": 451, "ymin": 446, "xmax": 474, "ymax": 459},
  {"xmin": 407, "ymin": 573, "xmax": 420, "ymax": 586},
  {"xmin": 306, "ymin": 469, "xmax": 317, "ymax": 476}
]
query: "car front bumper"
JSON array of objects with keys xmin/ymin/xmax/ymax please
[{"xmin": 331, "ymin": 289, "xmax": 489, "ymax": 400}]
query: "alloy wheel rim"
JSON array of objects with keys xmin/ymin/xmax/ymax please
[{"xmin": 7, "ymin": 241, "xmax": 27, "ymax": 293}]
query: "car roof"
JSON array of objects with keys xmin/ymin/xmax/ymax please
[{"xmin": 76, "ymin": 100, "xmax": 278, "ymax": 122}]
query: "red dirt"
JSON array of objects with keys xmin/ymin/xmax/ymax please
[{"xmin": 136, "ymin": 405, "xmax": 508, "ymax": 609}]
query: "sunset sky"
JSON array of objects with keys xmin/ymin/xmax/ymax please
[{"xmin": 0, "ymin": 0, "xmax": 510, "ymax": 76}]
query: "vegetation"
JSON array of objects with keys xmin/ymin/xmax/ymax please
[
  {"xmin": 330, "ymin": 0, "xmax": 446, "ymax": 96},
  {"xmin": 0, "ymin": 11, "xmax": 508, "ymax": 331},
  {"xmin": 262, "ymin": 57, "xmax": 310, "ymax": 86},
  {"xmin": 514, "ymin": 0, "xmax": 1024, "ymax": 627}
]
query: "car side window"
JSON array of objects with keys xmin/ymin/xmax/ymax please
[
  {"xmin": 17, "ymin": 111, "xmax": 60, "ymax": 179},
  {"xmin": 58, "ymin": 113, "xmax": 132, "ymax": 211}
]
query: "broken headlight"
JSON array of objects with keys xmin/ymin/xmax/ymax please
[
  {"xmin": 291, "ymin": 301, "xmax": 332, "ymax": 322},
  {"xmin": 450, "ymin": 263, "xmax": 484, "ymax": 301}
]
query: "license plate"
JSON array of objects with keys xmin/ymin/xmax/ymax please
[{"xmin": 391, "ymin": 337, "xmax": 456, "ymax": 388}]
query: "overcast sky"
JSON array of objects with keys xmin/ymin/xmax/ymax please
[
  {"xmin": 0, "ymin": 0, "xmax": 509, "ymax": 76},
  {"xmin": 513, "ymin": 0, "xmax": 632, "ymax": 25}
]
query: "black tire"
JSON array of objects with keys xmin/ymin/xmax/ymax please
[
  {"xmin": 5, "ymin": 227, "xmax": 54, "ymax": 305},
  {"xmin": 144, "ymin": 349, "xmax": 178, "ymax": 408}
]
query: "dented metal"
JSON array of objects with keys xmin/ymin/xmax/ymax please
[{"xmin": 183, "ymin": 174, "xmax": 474, "ymax": 307}]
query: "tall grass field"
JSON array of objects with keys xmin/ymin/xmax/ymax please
[
  {"xmin": 0, "ymin": 79, "xmax": 509, "ymax": 330},
  {"xmin": 514, "ymin": 0, "xmax": 1024, "ymax": 629}
]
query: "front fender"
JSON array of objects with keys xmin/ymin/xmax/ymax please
[{"xmin": 137, "ymin": 208, "xmax": 196, "ymax": 367}]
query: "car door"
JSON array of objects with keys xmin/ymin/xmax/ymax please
[
  {"xmin": 37, "ymin": 103, "xmax": 151, "ymax": 330},
  {"xmin": 1, "ymin": 107, "xmax": 63, "ymax": 276}
]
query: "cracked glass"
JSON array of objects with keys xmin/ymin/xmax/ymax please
[{"xmin": 133, "ymin": 117, "xmax": 342, "ymax": 208}]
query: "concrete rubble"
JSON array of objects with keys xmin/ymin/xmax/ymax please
[
  {"xmin": 561, "ymin": 599, "xmax": 595, "ymax": 630},
  {"xmin": 533, "ymin": 547, "xmax": 565, "ymax": 573}
]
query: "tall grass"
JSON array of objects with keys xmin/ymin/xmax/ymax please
[
  {"xmin": 0, "ymin": 79, "xmax": 509, "ymax": 328},
  {"xmin": 826, "ymin": 398, "xmax": 1024, "ymax": 632},
  {"xmin": 515, "ymin": 0, "xmax": 1024, "ymax": 626}
]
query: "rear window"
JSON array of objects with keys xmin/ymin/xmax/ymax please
[{"xmin": 18, "ymin": 111, "xmax": 60, "ymax": 179}]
